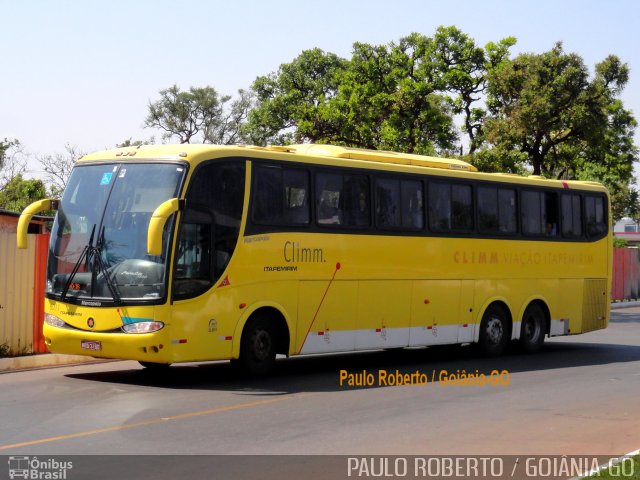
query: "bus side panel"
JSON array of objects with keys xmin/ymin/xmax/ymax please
[
  {"xmin": 457, "ymin": 280, "xmax": 475, "ymax": 343},
  {"xmin": 409, "ymin": 280, "xmax": 460, "ymax": 346},
  {"xmin": 297, "ymin": 281, "xmax": 358, "ymax": 354},
  {"xmin": 356, "ymin": 280, "xmax": 411, "ymax": 349},
  {"xmin": 580, "ymin": 278, "xmax": 609, "ymax": 333},
  {"xmin": 554, "ymin": 279, "xmax": 583, "ymax": 335}
]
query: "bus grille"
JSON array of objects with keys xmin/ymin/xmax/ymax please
[{"xmin": 582, "ymin": 279, "xmax": 608, "ymax": 332}]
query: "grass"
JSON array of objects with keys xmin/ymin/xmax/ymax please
[{"xmin": 587, "ymin": 454, "xmax": 640, "ymax": 479}]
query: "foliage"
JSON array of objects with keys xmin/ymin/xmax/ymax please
[
  {"xmin": 244, "ymin": 48, "xmax": 349, "ymax": 146},
  {"xmin": 145, "ymin": 85, "xmax": 251, "ymax": 144},
  {"xmin": 429, "ymin": 27, "xmax": 515, "ymax": 153},
  {"xmin": 0, "ymin": 138, "xmax": 27, "ymax": 191},
  {"xmin": 613, "ymin": 237, "xmax": 629, "ymax": 248},
  {"xmin": 0, "ymin": 174, "xmax": 47, "ymax": 212},
  {"xmin": 245, "ymin": 27, "xmax": 516, "ymax": 156},
  {"xmin": 116, "ymin": 137, "xmax": 155, "ymax": 148},
  {"xmin": 37, "ymin": 143, "xmax": 85, "ymax": 198},
  {"xmin": 484, "ymin": 42, "xmax": 636, "ymax": 176},
  {"xmin": 480, "ymin": 42, "xmax": 638, "ymax": 217}
]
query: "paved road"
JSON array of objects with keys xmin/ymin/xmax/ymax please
[{"xmin": 1, "ymin": 309, "xmax": 639, "ymax": 458}]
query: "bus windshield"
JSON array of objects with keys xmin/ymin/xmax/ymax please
[{"xmin": 46, "ymin": 163, "xmax": 185, "ymax": 304}]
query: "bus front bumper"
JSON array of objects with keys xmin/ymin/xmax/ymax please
[{"xmin": 43, "ymin": 323, "xmax": 173, "ymax": 364}]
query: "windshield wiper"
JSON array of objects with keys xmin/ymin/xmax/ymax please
[
  {"xmin": 61, "ymin": 224, "xmax": 96, "ymax": 301},
  {"xmin": 94, "ymin": 226, "xmax": 121, "ymax": 304},
  {"xmin": 60, "ymin": 224, "xmax": 121, "ymax": 305}
]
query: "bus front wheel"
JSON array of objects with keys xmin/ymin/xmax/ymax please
[
  {"xmin": 478, "ymin": 304, "xmax": 509, "ymax": 356},
  {"xmin": 239, "ymin": 315, "xmax": 277, "ymax": 375},
  {"xmin": 519, "ymin": 303, "xmax": 546, "ymax": 353}
]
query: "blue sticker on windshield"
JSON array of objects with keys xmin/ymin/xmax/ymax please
[{"xmin": 100, "ymin": 172, "xmax": 113, "ymax": 185}]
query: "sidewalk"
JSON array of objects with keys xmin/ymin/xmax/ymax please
[{"xmin": 0, "ymin": 353, "xmax": 116, "ymax": 374}]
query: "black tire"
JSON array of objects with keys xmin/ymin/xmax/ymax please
[
  {"xmin": 239, "ymin": 315, "xmax": 277, "ymax": 375},
  {"xmin": 478, "ymin": 304, "xmax": 510, "ymax": 356},
  {"xmin": 519, "ymin": 303, "xmax": 546, "ymax": 353},
  {"xmin": 139, "ymin": 361, "xmax": 171, "ymax": 370}
]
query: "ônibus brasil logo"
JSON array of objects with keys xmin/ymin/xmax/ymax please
[{"xmin": 8, "ymin": 456, "xmax": 73, "ymax": 479}]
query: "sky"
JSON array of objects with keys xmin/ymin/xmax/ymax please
[{"xmin": 2, "ymin": 0, "xmax": 639, "ymax": 178}]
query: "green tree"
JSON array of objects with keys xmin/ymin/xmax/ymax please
[
  {"xmin": 429, "ymin": 26, "xmax": 516, "ymax": 154},
  {"xmin": 0, "ymin": 174, "xmax": 47, "ymax": 212},
  {"xmin": 484, "ymin": 42, "xmax": 635, "ymax": 177},
  {"xmin": 246, "ymin": 39, "xmax": 459, "ymax": 153},
  {"xmin": 338, "ymin": 34, "xmax": 457, "ymax": 154},
  {"xmin": 145, "ymin": 85, "xmax": 249, "ymax": 144},
  {"xmin": 245, "ymin": 48, "xmax": 349, "ymax": 146},
  {"xmin": 245, "ymin": 27, "xmax": 515, "ymax": 155}
]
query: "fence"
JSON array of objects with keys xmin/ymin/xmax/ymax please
[
  {"xmin": 611, "ymin": 247, "xmax": 640, "ymax": 301},
  {"xmin": 0, "ymin": 233, "xmax": 49, "ymax": 355},
  {"xmin": 0, "ymin": 240, "xmax": 638, "ymax": 355}
]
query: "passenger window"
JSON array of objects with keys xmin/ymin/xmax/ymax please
[
  {"xmin": 316, "ymin": 172, "xmax": 370, "ymax": 227},
  {"xmin": 376, "ymin": 178, "xmax": 401, "ymax": 228},
  {"xmin": 428, "ymin": 182, "xmax": 472, "ymax": 232},
  {"xmin": 585, "ymin": 195, "xmax": 607, "ymax": 237},
  {"xmin": 522, "ymin": 190, "xmax": 558, "ymax": 237},
  {"xmin": 376, "ymin": 178, "xmax": 424, "ymax": 230},
  {"xmin": 478, "ymin": 186, "xmax": 516, "ymax": 234},
  {"xmin": 253, "ymin": 165, "xmax": 310, "ymax": 225},
  {"xmin": 561, "ymin": 194, "xmax": 582, "ymax": 237},
  {"xmin": 401, "ymin": 180, "xmax": 424, "ymax": 229}
]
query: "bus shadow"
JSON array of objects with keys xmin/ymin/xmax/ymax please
[{"xmin": 65, "ymin": 340, "xmax": 640, "ymax": 394}]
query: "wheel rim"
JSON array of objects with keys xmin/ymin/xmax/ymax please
[
  {"xmin": 485, "ymin": 316, "xmax": 504, "ymax": 345},
  {"xmin": 251, "ymin": 329, "xmax": 272, "ymax": 361}
]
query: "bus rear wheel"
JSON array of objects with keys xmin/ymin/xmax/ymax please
[
  {"xmin": 478, "ymin": 304, "xmax": 509, "ymax": 356},
  {"xmin": 519, "ymin": 304, "xmax": 546, "ymax": 353},
  {"xmin": 239, "ymin": 315, "xmax": 277, "ymax": 375}
]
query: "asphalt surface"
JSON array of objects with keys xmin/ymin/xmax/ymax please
[{"xmin": 0, "ymin": 309, "xmax": 638, "ymax": 460}]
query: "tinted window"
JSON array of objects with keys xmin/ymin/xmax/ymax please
[
  {"xmin": 253, "ymin": 165, "xmax": 310, "ymax": 225},
  {"xmin": 561, "ymin": 194, "xmax": 582, "ymax": 237},
  {"xmin": 376, "ymin": 178, "xmax": 424, "ymax": 229},
  {"xmin": 376, "ymin": 178, "xmax": 400, "ymax": 227},
  {"xmin": 429, "ymin": 182, "xmax": 472, "ymax": 232},
  {"xmin": 522, "ymin": 190, "xmax": 558, "ymax": 237},
  {"xmin": 478, "ymin": 186, "xmax": 516, "ymax": 234},
  {"xmin": 402, "ymin": 180, "xmax": 424, "ymax": 229},
  {"xmin": 585, "ymin": 195, "xmax": 607, "ymax": 237},
  {"xmin": 174, "ymin": 162, "xmax": 245, "ymax": 300},
  {"xmin": 316, "ymin": 172, "xmax": 370, "ymax": 227}
]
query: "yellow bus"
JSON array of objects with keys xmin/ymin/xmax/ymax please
[{"xmin": 18, "ymin": 144, "xmax": 611, "ymax": 373}]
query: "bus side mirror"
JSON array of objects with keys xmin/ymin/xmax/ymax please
[
  {"xmin": 147, "ymin": 198, "xmax": 185, "ymax": 256},
  {"xmin": 17, "ymin": 199, "xmax": 58, "ymax": 249}
]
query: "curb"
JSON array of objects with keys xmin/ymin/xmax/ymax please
[
  {"xmin": 0, "ymin": 353, "xmax": 117, "ymax": 374},
  {"xmin": 611, "ymin": 301, "xmax": 640, "ymax": 310}
]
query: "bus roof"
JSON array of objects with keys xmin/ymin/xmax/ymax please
[{"xmin": 78, "ymin": 143, "xmax": 608, "ymax": 193}]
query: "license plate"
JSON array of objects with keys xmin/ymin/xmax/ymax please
[{"xmin": 81, "ymin": 340, "xmax": 102, "ymax": 351}]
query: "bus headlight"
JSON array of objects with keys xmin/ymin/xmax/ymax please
[
  {"xmin": 44, "ymin": 313, "xmax": 66, "ymax": 328},
  {"xmin": 122, "ymin": 322, "xmax": 164, "ymax": 334}
]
